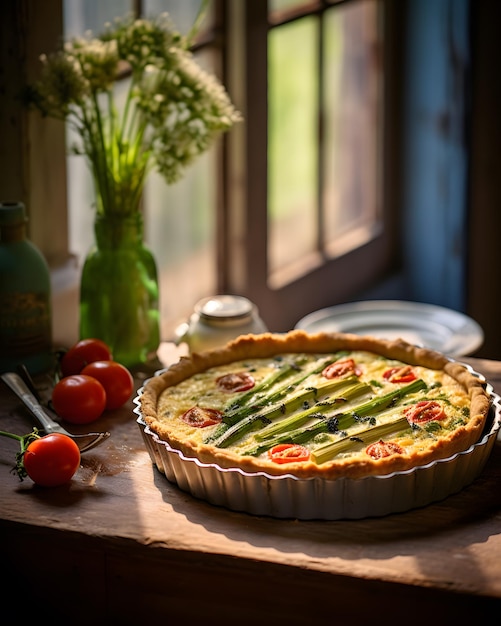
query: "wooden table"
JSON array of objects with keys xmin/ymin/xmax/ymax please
[{"xmin": 1, "ymin": 345, "xmax": 501, "ymax": 624}]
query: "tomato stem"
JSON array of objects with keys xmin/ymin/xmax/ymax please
[
  {"xmin": 0, "ymin": 428, "xmax": 42, "ymax": 480},
  {"xmin": 0, "ymin": 430, "xmax": 22, "ymax": 442}
]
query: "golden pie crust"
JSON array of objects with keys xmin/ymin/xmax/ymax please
[{"xmin": 140, "ymin": 331, "xmax": 490, "ymax": 479}]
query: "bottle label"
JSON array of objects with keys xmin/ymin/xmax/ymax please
[{"xmin": 0, "ymin": 291, "xmax": 52, "ymax": 357}]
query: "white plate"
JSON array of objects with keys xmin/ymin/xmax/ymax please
[{"xmin": 295, "ymin": 300, "xmax": 484, "ymax": 356}]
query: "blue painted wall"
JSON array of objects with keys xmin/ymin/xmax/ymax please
[{"xmin": 402, "ymin": 0, "xmax": 469, "ymax": 311}]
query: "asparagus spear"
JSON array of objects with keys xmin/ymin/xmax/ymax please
[
  {"xmin": 223, "ymin": 360, "xmax": 298, "ymax": 416},
  {"xmin": 311, "ymin": 416, "xmax": 413, "ymax": 464},
  {"xmin": 332, "ymin": 377, "xmax": 427, "ymax": 421},
  {"xmin": 251, "ymin": 355, "xmax": 336, "ymax": 408},
  {"xmin": 205, "ymin": 364, "xmax": 356, "ymax": 446},
  {"xmin": 205, "ymin": 361, "xmax": 303, "ymax": 443},
  {"xmin": 253, "ymin": 381, "xmax": 371, "ymax": 441},
  {"xmin": 207, "ymin": 354, "xmax": 347, "ymax": 447},
  {"xmin": 211, "ymin": 380, "xmax": 371, "ymax": 448},
  {"xmin": 243, "ymin": 378, "xmax": 427, "ymax": 456},
  {"xmin": 222, "ymin": 355, "xmax": 335, "ymax": 425},
  {"xmin": 244, "ymin": 419, "xmax": 337, "ymax": 456}
]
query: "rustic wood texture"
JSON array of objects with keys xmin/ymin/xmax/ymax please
[{"xmin": 1, "ymin": 346, "xmax": 500, "ymax": 624}]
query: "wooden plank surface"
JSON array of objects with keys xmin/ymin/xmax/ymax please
[{"xmin": 1, "ymin": 347, "xmax": 501, "ymax": 623}]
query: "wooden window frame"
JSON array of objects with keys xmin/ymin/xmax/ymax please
[
  {"xmin": 1, "ymin": 0, "xmax": 70, "ymax": 268},
  {"xmin": 223, "ymin": 0, "xmax": 403, "ymax": 332}
]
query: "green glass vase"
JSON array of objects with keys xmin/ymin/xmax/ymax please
[{"xmin": 79, "ymin": 214, "xmax": 160, "ymax": 367}]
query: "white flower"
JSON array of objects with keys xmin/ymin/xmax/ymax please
[{"xmin": 27, "ymin": 12, "xmax": 241, "ymax": 216}]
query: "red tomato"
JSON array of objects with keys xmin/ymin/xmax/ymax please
[
  {"xmin": 268, "ymin": 443, "xmax": 310, "ymax": 464},
  {"xmin": 60, "ymin": 338, "xmax": 112, "ymax": 377},
  {"xmin": 81, "ymin": 360, "xmax": 134, "ymax": 410},
  {"xmin": 322, "ymin": 358, "xmax": 360, "ymax": 379},
  {"xmin": 181, "ymin": 407, "xmax": 223, "ymax": 428},
  {"xmin": 366, "ymin": 439, "xmax": 404, "ymax": 459},
  {"xmin": 404, "ymin": 400, "xmax": 446, "ymax": 425},
  {"xmin": 51, "ymin": 374, "xmax": 107, "ymax": 424},
  {"xmin": 383, "ymin": 366, "xmax": 417, "ymax": 384},
  {"xmin": 23, "ymin": 433, "xmax": 81, "ymax": 487},
  {"xmin": 216, "ymin": 372, "xmax": 255, "ymax": 393}
]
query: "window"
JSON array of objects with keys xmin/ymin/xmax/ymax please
[
  {"xmin": 4, "ymin": 0, "xmax": 397, "ymax": 346},
  {"xmin": 268, "ymin": 1, "xmax": 381, "ymax": 283},
  {"xmin": 224, "ymin": 0, "xmax": 394, "ymax": 332}
]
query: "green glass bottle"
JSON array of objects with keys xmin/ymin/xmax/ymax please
[
  {"xmin": 79, "ymin": 213, "xmax": 160, "ymax": 368},
  {"xmin": 0, "ymin": 202, "xmax": 53, "ymax": 374}
]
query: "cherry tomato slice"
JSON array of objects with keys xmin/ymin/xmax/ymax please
[
  {"xmin": 52, "ymin": 374, "xmax": 107, "ymax": 424},
  {"xmin": 383, "ymin": 366, "xmax": 417, "ymax": 383},
  {"xmin": 404, "ymin": 400, "xmax": 446, "ymax": 424},
  {"xmin": 322, "ymin": 358, "xmax": 360, "ymax": 379},
  {"xmin": 60, "ymin": 338, "xmax": 112, "ymax": 377},
  {"xmin": 81, "ymin": 360, "xmax": 134, "ymax": 410},
  {"xmin": 366, "ymin": 439, "xmax": 404, "ymax": 459},
  {"xmin": 216, "ymin": 372, "xmax": 255, "ymax": 393},
  {"xmin": 181, "ymin": 407, "xmax": 223, "ymax": 428},
  {"xmin": 268, "ymin": 443, "xmax": 310, "ymax": 464},
  {"xmin": 23, "ymin": 433, "xmax": 81, "ymax": 487}
]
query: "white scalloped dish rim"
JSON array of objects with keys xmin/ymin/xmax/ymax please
[{"xmin": 134, "ymin": 362, "xmax": 501, "ymax": 520}]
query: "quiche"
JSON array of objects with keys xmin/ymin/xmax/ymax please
[{"xmin": 139, "ymin": 331, "xmax": 490, "ymax": 479}]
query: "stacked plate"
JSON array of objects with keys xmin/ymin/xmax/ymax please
[{"xmin": 295, "ymin": 300, "xmax": 484, "ymax": 357}]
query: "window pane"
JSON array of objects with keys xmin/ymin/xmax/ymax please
[
  {"xmin": 270, "ymin": 0, "xmax": 313, "ymax": 12},
  {"xmin": 322, "ymin": 0, "xmax": 381, "ymax": 256},
  {"xmin": 64, "ymin": 0, "xmax": 133, "ymax": 265},
  {"xmin": 268, "ymin": 17, "xmax": 319, "ymax": 278},
  {"xmin": 63, "ymin": 0, "xmax": 131, "ymax": 37},
  {"xmin": 144, "ymin": 41, "xmax": 218, "ymax": 339},
  {"xmin": 144, "ymin": 0, "xmax": 204, "ymax": 35},
  {"xmin": 145, "ymin": 143, "xmax": 217, "ymax": 341}
]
